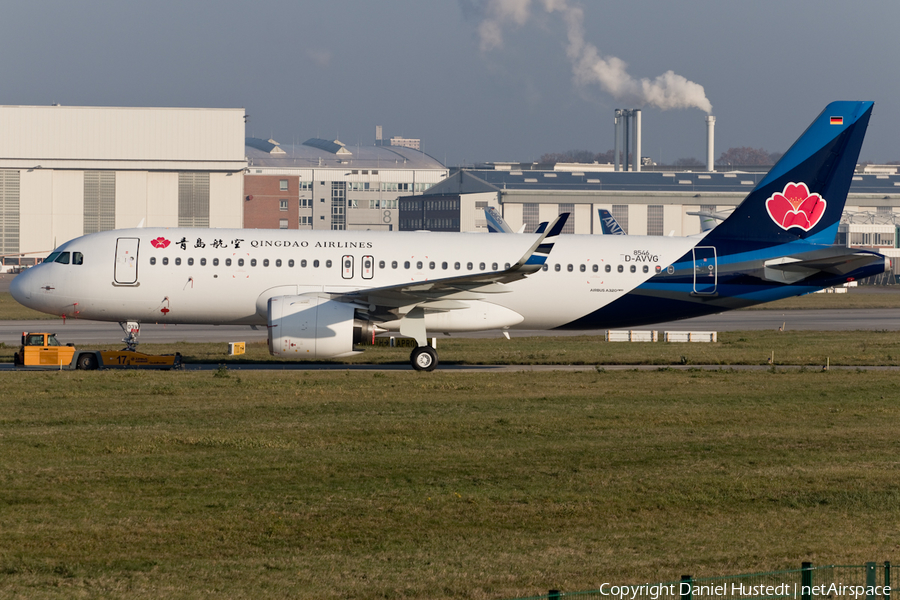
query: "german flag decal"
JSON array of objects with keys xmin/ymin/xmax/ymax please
[{"xmin": 830, "ymin": 116, "xmax": 844, "ymax": 125}]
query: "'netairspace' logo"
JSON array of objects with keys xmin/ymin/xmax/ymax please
[{"xmin": 596, "ymin": 582, "xmax": 891, "ymax": 600}]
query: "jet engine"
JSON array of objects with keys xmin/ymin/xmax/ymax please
[{"xmin": 267, "ymin": 295, "xmax": 380, "ymax": 359}]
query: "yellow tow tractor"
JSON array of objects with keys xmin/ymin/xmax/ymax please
[{"xmin": 12, "ymin": 332, "xmax": 182, "ymax": 370}]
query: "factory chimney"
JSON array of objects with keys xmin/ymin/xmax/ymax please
[
  {"xmin": 705, "ymin": 115, "xmax": 715, "ymax": 172},
  {"xmin": 613, "ymin": 109, "xmax": 642, "ymax": 171},
  {"xmin": 633, "ymin": 109, "xmax": 642, "ymax": 172}
]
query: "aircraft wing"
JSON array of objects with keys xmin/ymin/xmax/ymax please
[{"xmin": 331, "ymin": 214, "xmax": 568, "ymax": 309}]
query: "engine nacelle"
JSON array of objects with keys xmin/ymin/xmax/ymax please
[{"xmin": 267, "ymin": 295, "xmax": 379, "ymax": 359}]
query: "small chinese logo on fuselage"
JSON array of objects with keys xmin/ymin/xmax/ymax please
[
  {"xmin": 150, "ymin": 237, "xmax": 171, "ymax": 249},
  {"xmin": 765, "ymin": 182, "xmax": 826, "ymax": 232}
]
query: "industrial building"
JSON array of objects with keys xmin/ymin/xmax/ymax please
[
  {"xmin": 0, "ymin": 105, "xmax": 246, "ymax": 265},
  {"xmin": 244, "ymin": 137, "xmax": 447, "ymax": 231},
  {"xmin": 2, "ymin": 104, "xmax": 899, "ymax": 282}
]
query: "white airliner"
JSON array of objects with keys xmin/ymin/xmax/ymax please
[{"xmin": 10, "ymin": 102, "xmax": 891, "ymax": 370}]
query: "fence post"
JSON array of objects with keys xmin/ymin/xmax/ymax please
[
  {"xmin": 549, "ymin": 590, "xmax": 560, "ymax": 600},
  {"xmin": 867, "ymin": 563, "xmax": 877, "ymax": 600},
  {"xmin": 681, "ymin": 575, "xmax": 692, "ymax": 600},
  {"xmin": 884, "ymin": 562, "xmax": 891, "ymax": 600},
  {"xmin": 802, "ymin": 562, "xmax": 813, "ymax": 600}
]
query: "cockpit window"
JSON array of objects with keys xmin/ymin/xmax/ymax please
[
  {"xmin": 54, "ymin": 252, "xmax": 71, "ymax": 265},
  {"xmin": 73, "ymin": 252, "xmax": 84, "ymax": 265},
  {"xmin": 45, "ymin": 252, "xmax": 61, "ymax": 263}
]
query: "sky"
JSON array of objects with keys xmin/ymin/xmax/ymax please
[{"xmin": 3, "ymin": 0, "xmax": 899, "ymax": 166}]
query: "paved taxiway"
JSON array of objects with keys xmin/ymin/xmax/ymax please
[{"xmin": 1, "ymin": 307, "xmax": 898, "ymax": 348}]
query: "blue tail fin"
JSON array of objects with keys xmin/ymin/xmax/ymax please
[
  {"xmin": 704, "ymin": 101, "xmax": 873, "ymax": 246},
  {"xmin": 598, "ymin": 209, "xmax": 626, "ymax": 235}
]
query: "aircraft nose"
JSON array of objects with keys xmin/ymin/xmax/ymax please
[{"xmin": 9, "ymin": 268, "xmax": 34, "ymax": 304}]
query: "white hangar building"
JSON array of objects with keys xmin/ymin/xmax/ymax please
[{"xmin": 0, "ymin": 105, "xmax": 246, "ymax": 263}]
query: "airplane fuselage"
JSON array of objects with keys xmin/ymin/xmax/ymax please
[
  {"xmin": 11, "ymin": 226, "xmax": 886, "ymax": 333},
  {"xmin": 14, "ymin": 227, "xmax": 698, "ymax": 329}
]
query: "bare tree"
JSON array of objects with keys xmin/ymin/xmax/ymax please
[{"xmin": 717, "ymin": 147, "xmax": 772, "ymax": 166}]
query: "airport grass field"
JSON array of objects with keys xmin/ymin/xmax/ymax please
[
  {"xmin": 1, "ymin": 368, "xmax": 899, "ymax": 599},
  {"xmin": 2, "ymin": 286, "xmax": 900, "ymax": 599}
]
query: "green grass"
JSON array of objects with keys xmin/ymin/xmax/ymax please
[{"xmin": 0, "ymin": 369, "xmax": 898, "ymax": 599}]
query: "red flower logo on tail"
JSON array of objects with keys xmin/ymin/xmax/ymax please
[
  {"xmin": 765, "ymin": 182, "xmax": 827, "ymax": 231},
  {"xmin": 150, "ymin": 237, "xmax": 171, "ymax": 249}
]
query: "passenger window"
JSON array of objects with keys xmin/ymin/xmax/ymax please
[
  {"xmin": 442, "ymin": 262, "xmax": 448, "ymax": 270},
  {"xmin": 405, "ymin": 261, "xmax": 411, "ymax": 269},
  {"xmin": 288, "ymin": 259, "xmax": 294, "ymax": 267},
  {"xmin": 554, "ymin": 264, "xmax": 561, "ymax": 272},
  {"xmin": 326, "ymin": 260, "xmax": 332, "ymax": 268},
  {"xmin": 150, "ymin": 257, "xmax": 156, "ymax": 265},
  {"xmin": 201, "ymin": 258, "xmax": 207, "ymax": 266},
  {"xmin": 175, "ymin": 257, "xmax": 181, "ymax": 266},
  {"xmin": 238, "ymin": 259, "xmax": 244, "ymax": 267},
  {"xmin": 392, "ymin": 261, "xmax": 398, "ymax": 269},
  {"xmin": 188, "ymin": 258, "xmax": 194, "ymax": 266},
  {"xmin": 593, "ymin": 265, "xmax": 599, "ymax": 273},
  {"xmin": 73, "ymin": 252, "xmax": 84, "ymax": 265},
  {"xmin": 263, "ymin": 259, "xmax": 269, "ymax": 267},
  {"xmin": 378, "ymin": 260, "xmax": 385, "ymax": 269},
  {"xmin": 579, "ymin": 265, "xmax": 585, "ymax": 272},
  {"xmin": 643, "ymin": 265, "xmax": 649, "ymax": 273},
  {"xmin": 617, "ymin": 265, "xmax": 623, "ymax": 273},
  {"xmin": 212, "ymin": 258, "xmax": 218, "ymax": 266},
  {"xmin": 54, "ymin": 252, "xmax": 70, "ymax": 264},
  {"xmin": 163, "ymin": 257, "xmax": 169, "ymax": 266},
  {"xmin": 301, "ymin": 259, "xmax": 307, "ymax": 267},
  {"xmin": 313, "ymin": 260, "xmax": 320, "ymax": 268},
  {"xmin": 542, "ymin": 264, "xmax": 548, "ymax": 271},
  {"xmin": 479, "ymin": 262, "xmax": 485, "ymax": 270},
  {"xmin": 630, "ymin": 265, "xmax": 636, "ymax": 273},
  {"xmin": 251, "ymin": 259, "xmax": 257, "ymax": 267},
  {"xmin": 505, "ymin": 263, "xmax": 511, "ymax": 269},
  {"xmin": 492, "ymin": 263, "xmax": 498, "ymax": 270},
  {"xmin": 567, "ymin": 264, "xmax": 573, "ymax": 272},
  {"xmin": 225, "ymin": 258, "xmax": 231, "ymax": 266},
  {"xmin": 429, "ymin": 261, "xmax": 435, "ymax": 270},
  {"xmin": 416, "ymin": 261, "xmax": 423, "ymax": 269},
  {"xmin": 467, "ymin": 262, "xmax": 473, "ymax": 270},
  {"xmin": 606, "ymin": 265, "xmax": 612, "ymax": 273},
  {"xmin": 454, "ymin": 262, "xmax": 460, "ymax": 270},
  {"xmin": 276, "ymin": 259, "xmax": 282, "ymax": 267}
]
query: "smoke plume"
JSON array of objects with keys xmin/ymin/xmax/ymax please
[{"xmin": 473, "ymin": 0, "xmax": 713, "ymax": 113}]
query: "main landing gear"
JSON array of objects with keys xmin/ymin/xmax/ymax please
[{"xmin": 410, "ymin": 345, "xmax": 438, "ymax": 372}]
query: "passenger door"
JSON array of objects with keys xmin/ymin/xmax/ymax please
[
  {"xmin": 692, "ymin": 246, "xmax": 717, "ymax": 295},
  {"xmin": 114, "ymin": 238, "xmax": 140, "ymax": 285}
]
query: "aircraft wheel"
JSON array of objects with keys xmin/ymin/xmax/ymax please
[
  {"xmin": 410, "ymin": 346, "xmax": 438, "ymax": 372},
  {"xmin": 77, "ymin": 354, "xmax": 98, "ymax": 370}
]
